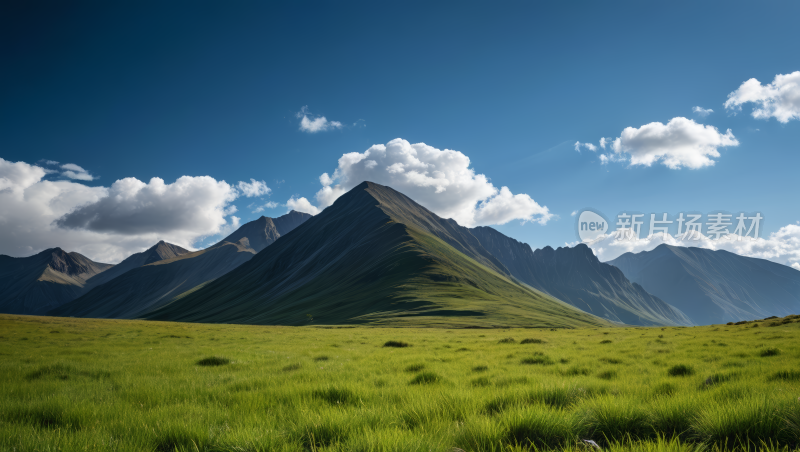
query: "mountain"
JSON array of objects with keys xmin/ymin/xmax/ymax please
[
  {"xmin": 216, "ymin": 211, "xmax": 311, "ymax": 252},
  {"xmin": 0, "ymin": 248, "xmax": 112, "ymax": 315},
  {"xmin": 608, "ymin": 244, "xmax": 800, "ymax": 325},
  {"xmin": 82, "ymin": 241, "xmax": 189, "ymax": 289},
  {"xmin": 145, "ymin": 182, "xmax": 612, "ymax": 328},
  {"xmin": 469, "ymin": 227, "xmax": 692, "ymax": 326},
  {"xmin": 49, "ymin": 211, "xmax": 312, "ymax": 319}
]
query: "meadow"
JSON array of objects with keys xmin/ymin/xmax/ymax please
[{"xmin": 1, "ymin": 314, "xmax": 799, "ymax": 452}]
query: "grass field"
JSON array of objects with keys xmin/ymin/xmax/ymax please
[{"xmin": 1, "ymin": 314, "xmax": 799, "ymax": 452}]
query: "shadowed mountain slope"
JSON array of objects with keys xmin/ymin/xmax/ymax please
[
  {"xmin": 608, "ymin": 244, "xmax": 800, "ymax": 325},
  {"xmin": 146, "ymin": 182, "xmax": 611, "ymax": 328},
  {"xmin": 49, "ymin": 212, "xmax": 311, "ymax": 319},
  {"xmin": 83, "ymin": 241, "xmax": 189, "ymax": 290},
  {"xmin": 0, "ymin": 248, "xmax": 112, "ymax": 315},
  {"xmin": 469, "ymin": 227, "xmax": 692, "ymax": 326}
]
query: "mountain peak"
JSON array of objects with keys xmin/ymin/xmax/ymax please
[{"xmin": 215, "ymin": 210, "xmax": 312, "ymax": 253}]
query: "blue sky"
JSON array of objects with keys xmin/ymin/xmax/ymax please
[{"xmin": 1, "ymin": 1, "xmax": 799, "ymax": 264}]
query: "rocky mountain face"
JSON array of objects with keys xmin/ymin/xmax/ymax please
[
  {"xmin": 469, "ymin": 227, "xmax": 693, "ymax": 326},
  {"xmin": 49, "ymin": 211, "xmax": 312, "ymax": 319},
  {"xmin": 608, "ymin": 244, "xmax": 800, "ymax": 325},
  {"xmin": 216, "ymin": 211, "xmax": 312, "ymax": 252},
  {"xmin": 0, "ymin": 248, "xmax": 112, "ymax": 315},
  {"xmin": 82, "ymin": 241, "xmax": 190, "ymax": 290}
]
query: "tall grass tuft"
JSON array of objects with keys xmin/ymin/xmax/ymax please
[
  {"xmin": 667, "ymin": 364, "xmax": 694, "ymax": 376},
  {"xmin": 196, "ymin": 356, "xmax": 230, "ymax": 366}
]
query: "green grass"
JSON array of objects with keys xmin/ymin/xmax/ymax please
[{"xmin": 0, "ymin": 314, "xmax": 799, "ymax": 451}]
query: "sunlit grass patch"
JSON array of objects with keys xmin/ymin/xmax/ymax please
[{"xmin": 2, "ymin": 313, "xmax": 799, "ymax": 451}]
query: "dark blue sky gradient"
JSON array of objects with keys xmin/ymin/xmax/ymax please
[{"xmin": 2, "ymin": 1, "xmax": 798, "ymax": 249}]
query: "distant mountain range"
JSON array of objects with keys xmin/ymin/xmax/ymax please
[
  {"xmin": 0, "ymin": 248, "xmax": 112, "ymax": 315},
  {"xmin": 1, "ymin": 182, "xmax": 797, "ymax": 327},
  {"xmin": 50, "ymin": 211, "xmax": 311, "ymax": 319},
  {"xmin": 609, "ymin": 244, "xmax": 800, "ymax": 325},
  {"xmin": 469, "ymin": 227, "xmax": 693, "ymax": 326}
]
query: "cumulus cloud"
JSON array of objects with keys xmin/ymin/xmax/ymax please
[
  {"xmin": 60, "ymin": 163, "xmax": 94, "ymax": 181},
  {"xmin": 57, "ymin": 176, "xmax": 237, "ymax": 235},
  {"xmin": 584, "ymin": 226, "xmax": 800, "ymax": 270},
  {"xmin": 288, "ymin": 138, "xmax": 552, "ymax": 227},
  {"xmin": 251, "ymin": 201, "xmax": 279, "ymax": 214},
  {"xmin": 609, "ymin": 117, "xmax": 739, "ymax": 169},
  {"xmin": 286, "ymin": 196, "xmax": 321, "ymax": 215},
  {"xmin": 296, "ymin": 106, "xmax": 343, "ymax": 133},
  {"xmin": 599, "ymin": 138, "xmax": 608, "ymax": 149},
  {"xmin": 0, "ymin": 157, "xmax": 243, "ymax": 263},
  {"xmin": 692, "ymin": 106, "xmax": 714, "ymax": 117},
  {"xmin": 237, "ymin": 178, "xmax": 271, "ymax": 197},
  {"xmin": 724, "ymin": 71, "xmax": 800, "ymax": 123},
  {"xmin": 574, "ymin": 141, "xmax": 597, "ymax": 152}
]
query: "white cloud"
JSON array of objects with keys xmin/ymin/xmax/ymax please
[
  {"xmin": 571, "ymin": 210, "xmax": 578, "ymax": 216},
  {"xmin": 251, "ymin": 201, "xmax": 279, "ymax": 214},
  {"xmin": 60, "ymin": 163, "xmax": 94, "ymax": 181},
  {"xmin": 286, "ymin": 196, "xmax": 321, "ymax": 215},
  {"xmin": 574, "ymin": 141, "xmax": 597, "ymax": 152},
  {"xmin": 692, "ymin": 106, "xmax": 714, "ymax": 117},
  {"xmin": 43, "ymin": 160, "xmax": 59, "ymax": 165},
  {"xmin": 289, "ymin": 138, "xmax": 552, "ymax": 227},
  {"xmin": 0, "ymin": 157, "xmax": 243, "ymax": 263},
  {"xmin": 610, "ymin": 117, "xmax": 739, "ymax": 169},
  {"xmin": 599, "ymin": 138, "xmax": 608, "ymax": 149},
  {"xmin": 724, "ymin": 71, "xmax": 800, "ymax": 123},
  {"xmin": 237, "ymin": 178, "xmax": 271, "ymax": 197},
  {"xmin": 584, "ymin": 225, "xmax": 800, "ymax": 270},
  {"xmin": 296, "ymin": 106, "xmax": 343, "ymax": 133}
]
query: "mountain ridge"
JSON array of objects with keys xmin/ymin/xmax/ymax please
[
  {"xmin": 608, "ymin": 243, "xmax": 800, "ymax": 324},
  {"xmin": 49, "ymin": 211, "xmax": 312, "ymax": 319},
  {"xmin": 146, "ymin": 181, "xmax": 612, "ymax": 328},
  {"xmin": 469, "ymin": 227, "xmax": 692, "ymax": 326},
  {"xmin": 0, "ymin": 248, "xmax": 112, "ymax": 315}
]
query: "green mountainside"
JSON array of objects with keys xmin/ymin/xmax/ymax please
[{"xmin": 146, "ymin": 182, "xmax": 611, "ymax": 328}]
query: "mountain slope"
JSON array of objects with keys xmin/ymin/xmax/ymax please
[
  {"xmin": 216, "ymin": 211, "xmax": 312, "ymax": 252},
  {"xmin": 49, "ymin": 212, "xmax": 311, "ymax": 319},
  {"xmin": 0, "ymin": 248, "xmax": 112, "ymax": 315},
  {"xmin": 83, "ymin": 241, "xmax": 189, "ymax": 290},
  {"xmin": 470, "ymin": 227, "xmax": 692, "ymax": 326},
  {"xmin": 608, "ymin": 244, "xmax": 800, "ymax": 325},
  {"xmin": 146, "ymin": 182, "xmax": 611, "ymax": 328}
]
